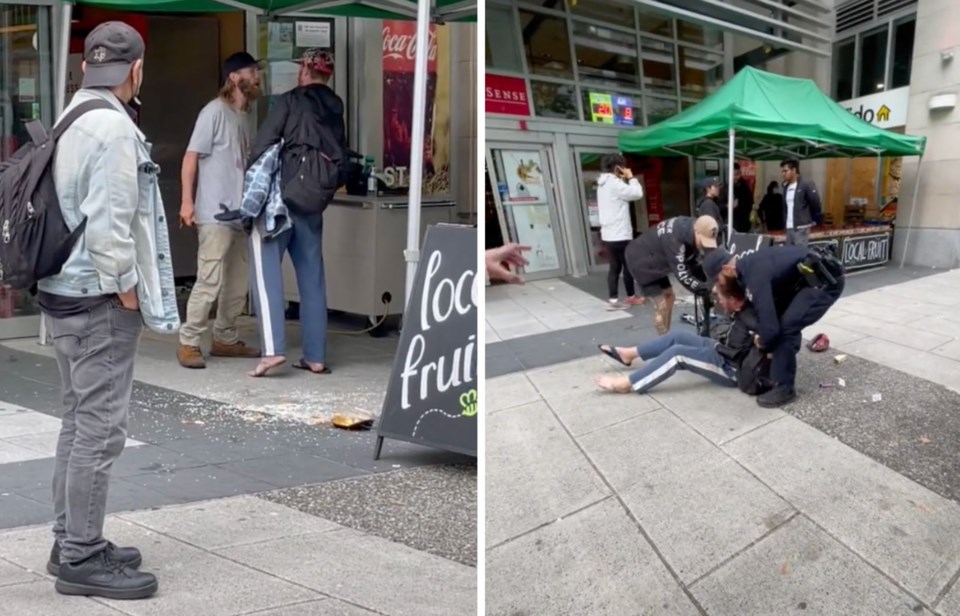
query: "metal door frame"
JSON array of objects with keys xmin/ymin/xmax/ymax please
[
  {"xmin": 486, "ymin": 143, "xmax": 567, "ymax": 281},
  {"xmin": 572, "ymin": 146, "xmax": 622, "ymax": 273}
]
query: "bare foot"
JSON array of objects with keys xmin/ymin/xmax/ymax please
[
  {"xmin": 248, "ymin": 356, "xmax": 286, "ymax": 378},
  {"xmin": 594, "ymin": 375, "xmax": 632, "ymax": 393}
]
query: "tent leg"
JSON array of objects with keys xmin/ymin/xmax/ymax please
[
  {"xmin": 403, "ymin": 0, "xmax": 435, "ymax": 308},
  {"xmin": 726, "ymin": 127, "xmax": 735, "ymax": 245},
  {"xmin": 899, "ymin": 156, "xmax": 924, "ymax": 269},
  {"xmin": 55, "ymin": 2, "xmax": 72, "ymax": 116}
]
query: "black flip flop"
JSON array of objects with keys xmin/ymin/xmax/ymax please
[
  {"xmin": 293, "ymin": 359, "xmax": 332, "ymax": 375},
  {"xmin": 598, "ymin": 344, "xmax": 630, "ymax": 367}
]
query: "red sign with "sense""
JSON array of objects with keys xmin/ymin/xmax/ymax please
[{"xmin": 485, "ymin": 74, "xmax": 530, "ymax": 117}]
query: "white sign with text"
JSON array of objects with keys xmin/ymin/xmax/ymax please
[{"xmin": 839, "ymin": 86, "xmax": 909, "ymax": 129}]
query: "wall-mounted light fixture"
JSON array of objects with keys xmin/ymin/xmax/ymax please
[
  {"xmin": 941, "ymin": 49, "xmax": 954, "ymax": 63},
  {"xmin": 929, "ymin": 93, "xmax": 957, "ymax": 111}
]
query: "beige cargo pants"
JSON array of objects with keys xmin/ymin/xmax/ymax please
[{"xmin": 179, "ymin": 224, "xmax": 249, "ymax": 347}]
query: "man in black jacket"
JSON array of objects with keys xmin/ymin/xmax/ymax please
[
  {"xmin": 731, "ymin": 162, "xmax": 755, "ymax": 233},
  {"xmin": 624, "ymin": 216, "xmax": 717, "ymax": 335},
  {"xmin": 594, "ymin": 278, "xmax": 766, "ymax": 395},
  {"xmin": 780, "ymin": 159, "xmax": 822, "ymax": 247},
  {"xmin": 246, "ymin": 49, "xmax": 347, "ymax": 378},
  {"xmin": 703, "ymin": 244, "xmax": 844, "ymax": 407}
]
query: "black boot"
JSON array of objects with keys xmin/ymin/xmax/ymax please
[
  {"xmin": 757, "ymin": 385, "xmax": 797, "ymax": 408},
  {"xmin": 48, "ymin": 540, "xmax": 142, "ymax": 576},
  {"xmin": 54, "ymin": 549, "xmax": 158, "ymax": 600}
]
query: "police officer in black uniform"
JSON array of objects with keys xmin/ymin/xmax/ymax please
[{"xmin": 702, "ymin": 244, "xmax": 844, "ymax": 407}]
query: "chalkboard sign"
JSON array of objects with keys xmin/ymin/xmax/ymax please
[
  {"xmin": 841, "ymin": 233, "xmax": 889, "ymax": 270},
  {"xmin": 374, "ymin": 225, "xmax": 478, "ymax": 459},
  {"xmin": 728, "ymin": 233, "xmax": 773, "ymax": 259}
]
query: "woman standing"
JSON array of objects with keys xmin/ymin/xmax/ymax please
[
  {"xmin": 597, "ymin": 154, "xmax": 645, "ymax": 307},
  {"xmin": 758, "ymin": 181, "xmax": 786, "ymax": 232}
]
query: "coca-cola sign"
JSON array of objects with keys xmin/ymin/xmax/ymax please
[{"xmin": 382, "ymin": 21, "xmax": 438, "ymax": 73}]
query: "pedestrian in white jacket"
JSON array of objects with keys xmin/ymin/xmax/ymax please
[{"xmin": 597, "ymin": 154, "xmax": 645, "ymax": 307}]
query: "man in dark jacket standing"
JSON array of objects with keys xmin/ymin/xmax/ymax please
[
  {"xmin": 780, "ymin": 159, "xmax": 821, "ymax": 247},
  {"xmin": 246, "ymin": 49, "xmax": 347, "ymax": 378},
  {"xmin": 731, "ymin": 162, "xmax": 754, "ymax": 233}
]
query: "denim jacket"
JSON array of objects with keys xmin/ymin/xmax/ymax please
[{"xmin": 37, "ymin": 89, "xmax": 180, "ymax": 335}]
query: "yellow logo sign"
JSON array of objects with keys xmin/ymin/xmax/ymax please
[{"xmin": 877, "ymin": 104, "xmax": 891, "ymax": 122}]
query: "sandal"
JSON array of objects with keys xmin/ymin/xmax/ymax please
[
  {"xmin": 292, "ymin": 359, "xmax": 332, "ymax": 374},
  {"xmin": 598, "ymin": 344, "xmax": 630, "ymax": 367}
]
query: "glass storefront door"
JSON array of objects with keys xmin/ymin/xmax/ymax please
[
  {"xmin": 486, "ymin": 145, "xmax": 566, "ymax": 280},
  {"xmin": 0, "ymin": 2, "xmax": 54, "ymax": 339}
]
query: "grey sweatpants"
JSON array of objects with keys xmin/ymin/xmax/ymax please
[{"xmin": 49, "ymin": 300, "xmax": 142, "ymax": 563}]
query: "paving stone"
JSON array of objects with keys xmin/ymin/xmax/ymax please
[
  {"xmin": 237, "ymin": 600, "xmax": 377, "ymax": 615},
  {"xmin": 824, "ymin": 314, "xmax": 953, "ymax": 352},
  {"xmin": 485, "ymin": 401, "xmax": 610, "ymax": 548},
  {"xmin": 725, "ymin": 415, "xmax": 960, "ymax": 603},
  {"xmin": 0, "ymin": 579, "xmax": 128, "ymax": 615},
  {"xmin": 118, "ymin": 496, "xmax": 338, "ymax": 551},
  {"xmin": 0, "ymin": 558, "xmax": 41, "ymax": 587},
  {"xmin": 15, "ymin": 478, "xmax": 185, "ymax": 517},
  {"xmin": 841, "ymin": 337, "xmax": 960, "ymax": 393},
  {"xmin": 122, "ymin": 465, "xmax": 277, "ymax": 501},
  {"xmin": 219, "ymin": 528, "xmax": 475, "ymax": 616},
  {"xmin": 546, "ymin": 383, "xmax": 660, "ymax": 438},
  {"xmin": 109, "ymin": 445, "xmax": 207, "ymax": 478},
  {"xmin": 486, "ymin": 372, "xmax": 541, "ymax": 413},
  {"xmin": 692, "ymin": 516, "xmax": 932, "ymax": 615},
  {"xmin": 486, "ymin": 498, "xmax": 697, "ymax": 616},
  {"xmin": 0, "ymin": 440, "xmax": 49, "ymax": 465},
  {"xmin": 154, "ymin": 434, "xmax": 299, "ymax": 465},
  {"xmin": 0, "ymin": 411, "xmax": 63, "ymax": 439},
  {"xmin": 937, "ymin": 578, "xmax": 960, "ymax": 615},
  {"xmin": 0, "ymin": 493, "xmax": 52, "ymax": 529},
  {"xmin": 216, "ymin": 453, "xmax": 361, "ymax": 488},
  {"xmin": 580, "ymin": 410, "xmax": 794, "ymax": 582}
]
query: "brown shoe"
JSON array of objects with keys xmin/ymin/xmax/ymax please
[
  {"xmin": 210, "ymin": 340, "xmax": 261, "ymax": 359},
  {"xmin": 177, "ymin": 345, "xmax": 206, "ymax": 369}
]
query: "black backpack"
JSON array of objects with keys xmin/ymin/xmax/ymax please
[
  {"xmin": 0, "ymin": 100, "xmax": 115, "ymax": 290},
  {"xmin": 737, "ymin": 346, "xmax": 774, "ymax": 396},
  {"xmin": 280, "ymin": 88, "xmax": 346, "ymax": 216}
]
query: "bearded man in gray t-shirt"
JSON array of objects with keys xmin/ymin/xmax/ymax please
[{"xmin": 176, "ymin": 52, "xmax": 263, "ymax": 369}]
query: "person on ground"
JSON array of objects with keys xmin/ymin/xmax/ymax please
[
  {"xmin": 702, "ymin": 244, "xmax": 843, "ymax": 407},
  {"xmin": 596, "ymin": 154, "xmax": 645, "ymax": 307},
  {"xmin": 758, "ymin": 180, "xmax": 786, "ymax": 232},
  {"xmin": 486, "ymin": 243, "xmax": 530, "ymax": 284},
  {"xmin": 624, "ymin": 215, "xmax": 717, "ymax": 336},
  {"xmin": 246, "ymin": 49, "xmax": 346, "ymax": 378},
  {"xmin": 731, "ymin": 163, "xmax": 755, "ymax": 233},
  {"xmin": 780, "ymin": 159, "xmax": 822, "ymax": 247},
  {"xmin": 594, "ymin": 273, "xmax": 763, "ymax": 394},
  {"xmin": 37, "ymin": 21, "xmax": 180, "ymax": 600},
  {"xmin": 177, "ymin": 51, "xmax": 263, "ymax": 369}
]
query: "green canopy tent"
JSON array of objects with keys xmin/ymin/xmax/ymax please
[
  {"xmin": 617, "ymin": 66, "xmax": 926, "ymax": 266},
  {"xmin": 55, "ymin": 0, "xmax": 474, "ymax": 305}
]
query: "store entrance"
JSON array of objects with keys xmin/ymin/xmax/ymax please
[{"xmin": 486, "ymin": 144, "xmax": 566, "ymax": 280}]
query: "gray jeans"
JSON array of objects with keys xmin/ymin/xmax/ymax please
[
  {"xmin": 786, "ymin": 227, "xmax": 810, "ymax": 247},
  {"xmin": 49, "ymin": 300, "xmax": 142, "ymax": 563}
]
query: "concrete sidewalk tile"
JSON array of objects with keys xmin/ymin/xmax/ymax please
[
  {"xmin": 0, "ymin": 579, "xmax": 128, "ymax": 615},
  {"xmin": 825, "ymin": 314, "xmax": 953, "ymax": 352},
  {"xmin": 842, "ymin": 337, "xmax": 960, "ymax": 393},
  {"xmin": 486, "ymin": 498, "xmax": 697, "ymax": 616},
  {"xmin": 910, "ymin": 316, "xmax": 960, "ymax": 340},
  {"xmin": 487, "ymin": 372, "xmax": 541, "ymax": 413},
  {"xmin": 96, "ymin": 518, "xmax": 320, "ymax": 615},
  {"xmin": 833, "ymin": 297, "xmax": 932, "ymax": 324},
  {"xmin": 219, "ymin": 528, "xmax": 476, "ymax": 616},
  {"xmin": 547, "ymin": 387, "xmax": 660, "ymax": 438},
  {"xmin": 692, "ymin": 517, "xmax": 931, "ymax": 616},
  {"xmin": 0, "ymin": 411, "xmax": 63, "ymax": 439},
  {"xmin": 801, "ymin": 323, "xmax": 868, "ymax": 349},
  {"xmin": 153, "ymin": 434, "xmax": 298, "ymax": 465},
  {"xmin": 238, "ymin": 599, "xmax": 377, "ymax": 615},
  {"xmin": 3, "ymin": 431, "xmax": 144, "ymax": 459},
  {"xmin": 581, "ymin": 411, "xmax": 794, "ymax": 583},
  {"xmin": 122, "ymin": 465, "xmax": 277, "ymax": 501},
  {"xmin": 647, "ymin": 373, "xmax": 785, "ymax": 445},
  {"xmin": 846, "ymin": 290, "xmax": 944, "ymax": 316},
  {"xmin": 937, "ymin": 577, "xmax": 960, "ymax": 615},
  {"xmin": 109, "ymin": 445, "xmax": 207, "ymax": 478},
  {"xmin": 118, "ymin": 496, "xmax": 339, "ymax": 551},
  {"xmin": 0, "ymin": 493, "xmax": 52, "ymax": 529},
  {"xmin": 724, "ymin": 415, "xmax": 960, "ymax": 603},
  {"xmin": 485, "ymin": 401, "xmax": 610, "ymax": 547},
  {"xmin": 881, "ymin": 283, "xmax": 960, "ymax": 308},
  {"xmin": 932, "ymin": 340, "xmax": 960, "ymax": 363},
  {"xmin": 216, "ymin": 453, "xmax": 360, "ymax": 488},
  {"xmin": 492, "ymin": 321, "xmax": 551, "ymax": 341},
  {"xmin": 0, "ymin": 558, "xmax": 41, "ymax": 587},
  {"xmin": 524, "ymin": 357, "xmax": 612, "ymax": 396},
  {"xmin": 0, "ymin": 440, "xmax": 49, "ymax": 465}
]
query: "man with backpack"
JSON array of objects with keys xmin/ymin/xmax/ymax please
[
  {"xmin": 245, "ymin": 48, "xmax": 347, "ymax": 378},
  {"xmin": 176, "ymin": 51, "xmax": 264, "ymax": 369},
  {"xmin": 25, "ymin": 21, "xmax": 177, "ymax": 600}
]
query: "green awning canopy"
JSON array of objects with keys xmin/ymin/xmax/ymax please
[
  {"xmin": 74, "ymin": 0, "xmax": 475, "ymax": 21},
  {"xmin": 618, "ymin": 66, "xmax": 925, "ymax": 160}
]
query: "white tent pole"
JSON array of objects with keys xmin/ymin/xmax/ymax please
[
  {"xmin": 55, "ymin": 2, "xmax": 72, "ymax": 116},
  {"xmin": 726, "ymin": 127, "xmax": 735, "ymax": 244},
  {"xmin": 899, "ymin": 155, "xmax": 924, "ymax": 269},
  {"xmin": 403, "ymin": 0, "xmax": 433, "ymax": 308}
]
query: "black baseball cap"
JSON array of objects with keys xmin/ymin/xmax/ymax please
[
  {"xmin": 703, "ymin": 176, "xmax": 721, "ymax": 190},
  {"xmin": 703, "ymin": 248, "xmax": 734, "ymax": 281},
  {"xmin": 223, "ymin": 52, "xmax": 261, "ymax": 79},
  {"xmin": 82, "ymin": 21, "xmax": 145, "ymax": 89}
]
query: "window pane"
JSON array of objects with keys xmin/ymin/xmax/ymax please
[
  {"xmin": 531, "ymin": 80, "xmax": 578, "ymax": 119},
  {"xmin": 570, "ymin": 0, "xmax": 634, "ymax": 28},
  {"xmin": 641, "ymin": 38, "xmax": 676, "ymax": 97},
  {"xmin": 892, "ymin": 19, "xmax": 915, "ymax": 89},
  {"xmin": 486, "ymin": 5, "xmax": 524, "ymax": 72},
  {"xmin": 572, "ymin": 22, "xmax": 639, "ymax": 87},
  {"xmin": 833, "ymin": 39, "xmax": 854, "ymax": 100},
  {"xmin": 647, "ymin": 96, "xmax": 678, "ymax": 124},
  {"xmin": 580, "ymin": 88, "xmax": 639, "ymax": 125},
  {"xmin": 637, "ymin": 9, "xmax": 673, "ymax": 38},
  {"xmin": 677, "ymin": 19, "xmax": 722, "ymax": 50},
  {"xmin": 519, "ymin": 10, "xmax": 573, "ymax": 79},
  {"xmin": 859, "ymin": 28, "xmax": 888, "ymax": 96},
  {"xmin": 678, "ymin": 46, "xmax": 722, "ymax": 99}
]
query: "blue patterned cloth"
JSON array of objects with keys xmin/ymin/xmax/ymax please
[{"xmin": 216, "ymin": 141, "xmax": 291, "ymax": 239}]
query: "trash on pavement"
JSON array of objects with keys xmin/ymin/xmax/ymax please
[
  {"xmin": 332, "ymin": 413, "xmax": 374, "ymax": 430},
  {"xmin": 838, "ymin": 378, "xmax": 846, "ymax": 388},
  {"xmin": 819, "ymin": 382, "xmax": 834, "ymax": 389},
  {"xmin": 871, "ymin": 393, "xmax": 882, "ymax": 402},
  {"xmin": 919, "ymin": 435, "xmax": 933, "ymax": 445},
  {"xmin": 834, "ymin": 354, "xmax": 848, "ymax": 364},
  {"xmin": 807, "ymin": 333, "xmax": 830, "ymax": 352}
]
